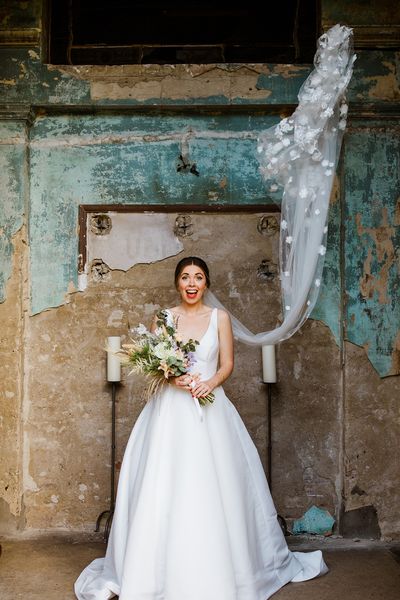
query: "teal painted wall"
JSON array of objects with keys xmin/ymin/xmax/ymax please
[
  {"xmin": 0, "ymin": 0, "xmax": 399, "ymax": 377},
  {"xmin": 29, "ymin": 113, "xmax": 278, "ymax": 313},
  {"xmin": 0, "ymin": 121, "xmax": 26, "ymax": 302},
  {"xmin": 344, "ymin": 124, "xmax": 400, "ymax": 376}
]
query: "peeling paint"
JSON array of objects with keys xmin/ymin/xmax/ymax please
[
  {"xmin": 1, "ymin": 0, "xmax": 400, "ymax": 539},
  {"xmin": 350, "ymin": 51, "xmax": 400, "ymax": 102},
  {"xmin": 87, "ymin": 213, "xmax": 183, "ymax": 271},
  {"xmin": 356, "ymin": 209, "xmax": 396, "ymax": 304},
  {"xmin": 344, "ymin": 125, "xmax": 400, "ymax": 376},
  {"xmin": 0, "ymin": 46, "xmax": 395, "ymax": 110},
  {"xmin": 28, "ymin": 113, "xmax": 278, "ymax": 314},
  {"xmin": 0, "ymin": 122, "xmax": 26, "ymax": 303}
]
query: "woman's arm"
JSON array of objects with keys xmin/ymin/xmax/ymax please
[{"xmin": 191, "ymin": 309, "xmax": 234, "ymax": 398}]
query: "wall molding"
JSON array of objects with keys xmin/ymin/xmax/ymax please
[{"xmin": 0, "ymin": 28, "xmax": 41, "ymax": 46}]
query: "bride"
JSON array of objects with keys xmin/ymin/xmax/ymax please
[{"xmin": 75, "ymin": 256, "xmax": 328, "ymax": 600}]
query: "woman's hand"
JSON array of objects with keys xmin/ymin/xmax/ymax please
[
  {"xmin": 170, "ymin": 373, "xmax": 214, "ymax": 398},
  {"xmin": 170, "ymin": 374, "xmax": 194, "ymax": 391},
  {"xmin": 190, "ymin": 379, "xmax": 214, "ymax": 399}
]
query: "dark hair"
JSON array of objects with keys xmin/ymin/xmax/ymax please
[{"xmin": 174, "ymin": 256, "xmax": 211, "ymax": 288}]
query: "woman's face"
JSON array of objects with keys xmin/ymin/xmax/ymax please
[{"xmin": 176, "ymin": 264, "xmax": 207, "ymax": 305}]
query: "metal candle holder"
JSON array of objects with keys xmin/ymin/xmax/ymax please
[
  {"xmin": 95, "ymin": 381, "xmax": 118, "ymax": 542},
  {"xmin": 265, "ymin": 381, "xmax": 288, "ymax": 536}
]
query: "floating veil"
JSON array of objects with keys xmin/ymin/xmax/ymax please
[{"xmin": 206, "ymin": 24, "xmax": 356, "ymax": 346}]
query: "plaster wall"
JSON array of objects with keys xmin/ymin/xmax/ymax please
[
  {"xmin": 0, "ymin": 0, "xmax": 399, "ymax": 540},
  {"xmin": 21, "ymin": 213, "xmax": 344, "ymax": 533},
  {"xmin": 0, "ymin": 119, "xmax": 27, "ymax": 534},
  {"xmin": 344, "ymin": 342, "xmax": 400, "ymax": 541},
  {"xmin": 0, "ymin": 228, "xmax": 26, "ymax": 534}
]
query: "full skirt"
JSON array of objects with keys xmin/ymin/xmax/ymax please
[{"xmin": 75, "ymin": 385, "xmax": 328, "ymax": 599}]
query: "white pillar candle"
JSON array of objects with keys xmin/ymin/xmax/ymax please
[
  {"xmin": 262, "ymin": 345, "xmax": 277, "ymax": 383},
  {"xmin": 107, "ymin": 336, "xmax": 121, "ymax": 382}
]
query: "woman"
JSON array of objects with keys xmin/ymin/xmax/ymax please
[{"xmin": 75, "ymin": 256, "xmax": 328, "ymax": 600}]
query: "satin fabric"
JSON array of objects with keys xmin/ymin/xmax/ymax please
[{"xmin": 75, "ymin": 308, "xmax": 328, "ymax": 599}]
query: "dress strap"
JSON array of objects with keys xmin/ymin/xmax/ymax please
[
  {"xmin": 211, "ymin": 307, "xmax": 218, "ymax": 332},
  {"xmin": 212, "ymin": 306, "xmax": 218, "ymax": 324}
]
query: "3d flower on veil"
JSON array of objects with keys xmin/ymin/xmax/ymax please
[{"xmin": 112, "ymin": 310, "xmax": 215, "ymax": 407}]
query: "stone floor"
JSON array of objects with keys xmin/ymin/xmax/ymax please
[{"xmin": 0, "ymin": 534, "xmax": 399, "ymax": 600}]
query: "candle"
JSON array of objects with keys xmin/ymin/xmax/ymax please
[
  {"xmin": 107, "ymin": 336, "xmax": 121, "ymax": 382},
  {"xmin": 262, "ymin": 345, "xmax": 277, "ymax": 383}
]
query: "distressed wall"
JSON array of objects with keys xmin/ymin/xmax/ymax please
[
  {"xmin": 0, "ymin": 0, "xmax": 399, "ymax": 539},
  {"xmin": 344, "ymin": 123, "xmax": 400, "ymax": 377},
  {"xmin": 0, "ymin": 228, "xmax": 26, "ymax": 535},
  {"xmin": 21, "ymin": 214, "xmax": 342, "ymax": 532},
  {"xmin": 0, "ymin": 120, "xmax": 27, "ymax": 534}
]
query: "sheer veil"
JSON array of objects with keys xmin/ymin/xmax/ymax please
[{"xmin": 205, "ymin": 24, "xmax": 356, "ymax": 347}]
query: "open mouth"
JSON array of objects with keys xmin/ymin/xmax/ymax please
[{"xmin": 186, "ymin": 289, "xmax": 198, "ymax": 299}]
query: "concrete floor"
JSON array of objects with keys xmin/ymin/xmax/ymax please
[{"xmin": 0, "ymin": 534, "xmax": 399, "ymax": 600}]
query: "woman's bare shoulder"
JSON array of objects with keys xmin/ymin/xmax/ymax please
[{"xmin": 216, "ymin": 308, "xmax": 231, "ymax": 324}]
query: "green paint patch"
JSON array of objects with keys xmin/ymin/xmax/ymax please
[
  {"xmin": 29, "ymin": 114, "xmax": 280, "ymax": 314},
  {"xmin": 344, "ymin": 126, "xmax": 400, "ymax": 376},
  {"xmin": 0, "ymin": 123, "xmax": 26, "ymax": 302}
]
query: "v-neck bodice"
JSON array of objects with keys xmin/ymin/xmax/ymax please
[{"xmin": 167, "ymin": 307, "xmax": 219, "ymax": 379}]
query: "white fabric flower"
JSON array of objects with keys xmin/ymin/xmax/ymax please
[
  {"xmin": 322, "ymin": 107, "xmax": 334, "ymax": 118},
  {"xmin": 271, "ymin": 142, "xmax": 283, "ymax": 154},
  {"xmin": 315, "ymin": 278, "xmax": 321, "ymax": 287},
  {"xmin": 281, "ymin": 219, "xmax": 288, "ymax": 230},
  {"xmin": 286, "ymin": 236, "xmax": 293, "ymax": 244},
  {"xmin": 280, "ymin": 118, "xmax": 294, "ymax": 132},
  {"xmin": 299, "ymin": 188, "xmax": 308, "ymax": 198},
  {"xmin": 318, "ymin": 245, "xmax": 327, "ymax": 255},
  {"xmin": 312, "ymin": 152, "xmax": 322, "ymax": 162},
  {"xmin": 298, "ymin": 114, "xmax": 308, "ymax": 125},
  {"xmin": 315, "ymin": 209, "xmax": 321, "ymax": 215},
  {"xmin": 311, "ymin": 75, "xmax": 322, "ymax": 86}
]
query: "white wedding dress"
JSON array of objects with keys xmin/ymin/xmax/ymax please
[{"xmin": 75, "ymin": 308, "xmax": 328, "ymax": 600}]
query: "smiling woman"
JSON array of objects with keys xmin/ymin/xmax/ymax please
[
  {"xmin": 175, "ymin": 255, "xmax": 210, "ymax": 302},
  {"xmin": 74, "ymin": 256, "xmax": 328, "ymax": 600}
]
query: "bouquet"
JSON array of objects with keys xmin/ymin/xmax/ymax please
[{"xmin": 115, "ymin": 310, "xmax": 215, "ymax": 410}]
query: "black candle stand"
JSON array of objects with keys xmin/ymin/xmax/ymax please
[
  {"xmin": 265, "ymin": 382, "xmax": 288, "ymax": 536},
  {"xmin": 95, "ymin": 381, "xmax": 119, "ymax": 542}
]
